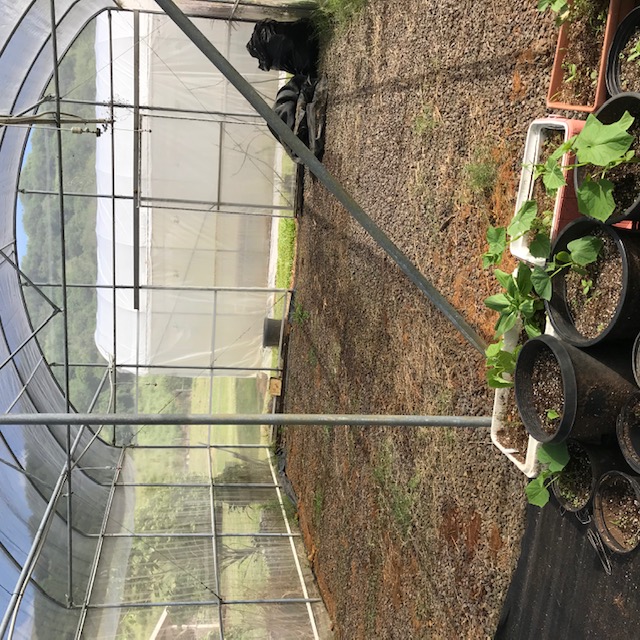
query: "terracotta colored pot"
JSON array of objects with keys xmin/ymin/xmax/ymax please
[{"xmin": 547, "ymin": 0, "xmax": 636, "ymax": 113}]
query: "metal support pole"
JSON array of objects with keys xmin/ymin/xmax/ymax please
[
  {"xmin": 133, "ymin": 10, "xmax": 141, "ymax": 311},
  {"xmin": 153, "ymin": 0, "xmax": 487, "ymax": 355},
  {"xmin": 0, "ymin": 413, "xmax": 491, "ymax": 427},
  {"xmin": 0, "ymin": 310, "xmax": 59, "ymax": 373},
  {"xmin": 48, "ymin": 0, "xmax": 73, "ymax": 607}
]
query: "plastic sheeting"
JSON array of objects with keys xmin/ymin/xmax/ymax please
[{"xmin": 94, "ymin": 13, "xmax": 285, "ymax": 377}]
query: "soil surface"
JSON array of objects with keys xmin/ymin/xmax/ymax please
[
  {"xmin": 619, "ymin": 28, "xmax": 640, "ymax": 91},
  {"xmin": 531, "ymin": 347, "xmax": 565, "ymax": 435},
  {"xmin": 496, "ymin": 391, "xmax": 529, "ymax": 463},
  {"xmin": 564, "ymin": 232, "xmax": 622, "ymax": 338},
  {"xmin": 280, "ymin": 1, "xmax": 564, "ymax": 637},
  {"xmin": 554, "ymin": 440, "xmax": 592, "ymax": 510},
  {"xmin": 600, "ymin": 475, "xmax": 640, "ymax": 549}
]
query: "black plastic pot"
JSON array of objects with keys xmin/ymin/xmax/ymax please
[
  {"xmin": 544, "ymin": 218, "xmax": 640, "ymax": 346},
  {"xmin": 551, "ymin": 440, "xmax": 630, "ymax": 512},
  {"xmin": 514, "ymin": 334, "xmax": 636, "ymax": 444},
  {"xmin": 606, "ymin": 7, "xmax": 640, "ymax": 96},
  {"xmin": 574, "ymin": 92, "xmax": 640, "ymax": 223},
  {"xmin": 262, "ymin": 317, "xmax": 281, "ymax": 348},
  {"xmin": 593, "ymin": 470, "xmax": 640, "ymax": 553},
  {"xmin": 616, "ymin": 391, "xmax": 640, "ymax": 471}
]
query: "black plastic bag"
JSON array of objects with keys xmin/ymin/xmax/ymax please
[
  {"xmin": 270, "ymin": 75, "xmax": 326, "ymax": 163},
  {"xmin": 246, "ymin": 19, "xmax": 318, "ymax": 76}
]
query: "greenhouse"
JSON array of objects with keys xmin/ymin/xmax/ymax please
[{"xmin": 0, "ymin": 0, "xmax": 333, "ymax": 637}]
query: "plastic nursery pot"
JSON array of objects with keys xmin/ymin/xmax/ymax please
[
  {"xmin": 616, "ymin": 391, "xmax": 640, "ymax": 471},
  {"xmin": 514, "ymin": 334, "xmax": 636, "ymax": 444},
  {"xmin": 593, "ymin": 470, "xmax": 640, "ymax": 553},
  {"xmin": 262, "ymin": 317, "xmax": 281, "ymax": 348},
  {"xmin": 551, "ymin": 439, "xmax": 630, "ymax": 512},
  {"xmin": 510, "ymin": 118, "xmax": 585, "ymax": 267},
  {"xmin": 574, "ymin": 91, "xmax": 640, "ymax": 223},
  {"xmin": 606, "ymin": 6, "xmax": 640, "ymax": 96},
  {"xmin": 544, "ymin": 218, "xmax": 640, "ymax": 347},
  {"xmin": 547, "ymin": 0, "xmax": 634, "ymax": 112}
]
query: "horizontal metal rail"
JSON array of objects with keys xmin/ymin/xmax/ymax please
[{"xmin": 0, "ymin": 413, "xmax": 492, "ymax": 427}]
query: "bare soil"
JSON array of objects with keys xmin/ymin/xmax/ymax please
[
  {"xmin": 530, "ymin": 347, "xmax": 564, "ymax": 435},
  {"xmin": 600, "ymin": 476, "xmax": 640, "ymax": 549},
  {"xmin": 280, "ymin": 1, "xmax": 564, "ymax": 637},
  {"xmin": 619, "ymin": 28, "xmax": 640, "ymax": 91}
]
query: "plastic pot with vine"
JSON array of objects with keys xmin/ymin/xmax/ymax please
[
  {"xmin": 514, "ymin": 334, "xmax": 636, "ymax": 444},
  {"xmin": 544, "ymin": 218, "xmax": 640, "ymax": 347},
  {"xmin": 573, "ymin": 92, "xmax": 640, "ymax": 223},
  {"xmin": 551, "ymin": 439, "xmax": 630, "ymax": 512},
  {"xmin": 593, "ymin": 470, "xmax": 640, "ymax": 553}
]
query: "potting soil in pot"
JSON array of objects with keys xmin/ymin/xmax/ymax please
[
  {"xmin": 618, "ymin": 27, "xmax": 640, "ymax": 91},
  {"xmin": 563, "ymin": 231, "xmax": 622, "ymax": 339},
  {"xmin": 530, "ymin": 344, "xmax": 565, "ymax": 435},
  {"xmin": 552, "ymin": 0, "xmax": 609, "ymax": 105},
  {"xmin": 496, "ymin": 391, "xmax": 529, "ymax": 463},
  {"xmin": 555, "ymin": 440, "xmax": 592, "ymax": 509},
  {"xmin": 532, "ymin": 129, "xmax": 565, "ymax": 216},
  {"xmin": 600, "ymin": 475, "xmax": 640, "ymax": 548}
]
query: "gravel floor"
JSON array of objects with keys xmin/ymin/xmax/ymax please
[{"xmin": 281, "ymin": 1, "xmax": 565, "ymax": 637}]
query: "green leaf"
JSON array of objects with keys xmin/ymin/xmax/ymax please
[
  {"xmin": 530, "ymin": 233, "xmax": 551, "ymax": 259},
  {"xmin": 549, "ymin": 138, "xmax": 576, "ymax": 163},
  {"xmin": 574, "ymin": 113, "xmax": 635, "ymax": 166},
  {"xmin": 519, "ymin": 297, "xmax": 537, "ymax": 318},
  {"xmin": 531, "ymin": 266, "xmax": 552, "ymax": 301},
  {"xmin": 485, "ymin": 340, "xmax": 503, "ymax": 358},
  {"xmin": 526, "ymin": 475, "xmax": 551, "ymax": 507},
  {"xmin": 538, "ymin": 442, "xmax": 570, "ymax": 472},
  {"xmin": 547, "ymin": 409, "xmax": 560, "ymax": 420},
  {"xmin": 495, "ymin": 311, "xmax": 518, "ymax": 337},
  {"xmin": 567, "ymin": 235, "xmax": 603, "ymax": 266},
  {"xmin": 494, "ymin": 268, "xmax": 513, "ymax": 291},
  {"xmin": 486, "ymin": 226, "xmax": 507, "ymax": 253},
  {"xmin": 508, "ymin": 200, "xmax": 537, "ymax": 238},
  {"xmin": 515, "ymin": 262, "xmax": 533, "ymax": 296},
  {"xmin": 524, "ymin": 320, "xmax": 542, "ymax": 339},
  {"xmin": 555, "ymin": 250, "xmax": 571, "ymax": 264},
  {"xmin": 576, "ymin": 177, "xmax": 615, "ymax": 222},
  {"xmin": 484, "ymin": 293, "xmax": 512, "ymax": 312},
  {"xmin": 542, "ymin": 157, "xmax": 566, "ymax": 193},
  {"xmin": 487, "ymin": 369, "xmax": 514, "ymax": 388}
]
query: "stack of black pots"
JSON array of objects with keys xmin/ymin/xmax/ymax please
[{"xmin": 514, "ymin": 92, "xmax": 640, "ymax": 553}]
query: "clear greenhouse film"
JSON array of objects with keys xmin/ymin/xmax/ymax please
[{"xmin": 94, "ymin": 12, "xmax": 291, "ymax": 379}]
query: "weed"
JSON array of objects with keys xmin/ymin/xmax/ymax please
[
  {"xmin": 292, "ymin": 301, "xmax": 310, "ymax": 324},
  {"xmin": 308, "ymin": 347, "xmax": 318, "ymax": 366},
  {"xmin": 414, "ymin": 104, "xmax": 439, "ymax": 136},
  {"xmin": 464, "ymin": 149, "xmax": 499, "ymax": 195},
  {"xmin": 373, "ymin": 441, "xmax": 421, "ymax": 541}
]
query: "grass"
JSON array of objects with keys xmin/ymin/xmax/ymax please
[
  {"xmin": 373, "ymin": 440, "xmax": 421, "ymax": 542},
  {"xmin": 464, "ymin": 147, "xmax": 500, "ymax": 195},
  {"xmin": 313, "ymin": 0, "xmax": 367, "ymax": 38},
  {"xmin": 313, "ymin": 486, "xmax": 325, "ymax": 523},
  {"xmin": 413, "ymin": 103, "xmax": 440, "ymax": 136}
]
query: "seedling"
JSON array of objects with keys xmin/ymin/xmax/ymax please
[
  {"xmin": 621, "ymin": 38, "xmax": 640, "ymax": 64},
  {"xmin": 531, "ymin": 235, "xmax": 603, "ymax": 300},
  {"xmin": 485, "ymin": 338, "xmax": 520, "ymax": 389},
  {"xmin": 526, "ymin": 442, "xmax": 570, "ymax": 507},
  {"xmin": 546, "ymin": 408, "xmax": 561, "ymax": 421},
  {"xmin": 581, "ymin": 277, "xmax": 593, "ymax": 296},
  {"xmin": 563, "ymin": 60, "xmax": 578, "ymax": 83},
  {"xmin": 484, "ymin": 262, "xmax": 545, "ymax": 339}
]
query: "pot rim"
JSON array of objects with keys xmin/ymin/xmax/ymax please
[
  {"xmin": 514, "ymin": 335, "xmax": 578, "ymax": 444},
  {"xmin": 593, "ymin": 469, "xmax": 640, "ymax": 553},
  {"xmin": 544, "ymin": 218, "xmax": 630, "ymax": 347}
]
